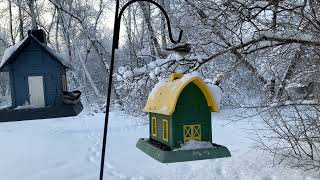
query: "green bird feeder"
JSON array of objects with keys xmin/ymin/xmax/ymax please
[{"xmin": 136, "ymin": 73, "xmax": 231, "ymax": 163}]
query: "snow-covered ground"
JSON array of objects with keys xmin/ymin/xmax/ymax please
[{"xmin": 0, "ymin": 109, "xmax": 318, "ymax": 180}]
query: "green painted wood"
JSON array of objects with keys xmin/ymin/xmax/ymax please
[
  {"xmin": 149, "ymin": 113, "xmax": 173, "ymax": 148},
  {"xmin": 143, "ymin": 82, "xmax": 232, "ymax": 163},
  {"xmin": 136, "ymin": 138, "xmax": 231, "ymax": 163},
  {"xmin": 172, "ymin": 83, "xmax": 212, "ymax": 148},
  {"xmin": 149, "ymin": 83, "xmax": 213, "ymax": 149}
]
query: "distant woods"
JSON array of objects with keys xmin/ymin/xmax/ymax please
[{"xmin": 0, "ymin": 0, "xmax": 318, "ymax": 107}]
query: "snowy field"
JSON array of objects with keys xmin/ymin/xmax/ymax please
[{"xmin": 0, "ymin": 109, "xmax": 318, "ymax": 180}]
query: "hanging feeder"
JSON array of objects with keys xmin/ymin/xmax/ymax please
[
  {"xmin": 136, "ymin": 73, "xmax": 231, "ymax": 163},
  {"xmin": 0, "ymin": 29, "xmax": 83, "ymax": 122}
]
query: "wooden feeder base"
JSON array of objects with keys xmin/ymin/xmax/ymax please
[
  {"xmin": 0, "ymin": 102, "xmax": 83, "ymax": 122},
  {"xmin": 136, "ymin": 138, "xmax": 231, "ymax": 163}
]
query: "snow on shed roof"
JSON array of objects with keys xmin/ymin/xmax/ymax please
[
  {"xmin": 143, "ymin": 73, "xmax": 220, "ymax": 115},
  {"xmin": 0, "ymin": 35, "xmax": 70, "ymax": 70},
  {"xmin": 0, "ymin": 37, "xmax": 28, "ymax": 69}
]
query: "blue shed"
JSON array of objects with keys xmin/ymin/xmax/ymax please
[{"xmin": 0, "ymin": 29, "xmax": 83, "ymax": 122}]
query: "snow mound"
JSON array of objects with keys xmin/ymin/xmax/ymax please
[
  {"xmin": 148, "ymin": 79, "xmax": 167, "ymax": 99},
  {"xmin": 149, "ymin": 71, "xmax": 156, "ymax": 80},
  {"xmin": 14, "ymin": 105, "xmax": 40, "ymax": 110},
  {"xmin": 14, "ymin": 101, "xmax": 41, "ymax": 109},
  {"xmin": 208, "ymin": 84, "xmax": 223, "ymax": 105},
  {"xmin": 174, "ymin": 140, "xmax": 214, "ymax": 151},
  {"xmin": 123, "ymin": 70, "xmax": 133, "ymax": 79}
]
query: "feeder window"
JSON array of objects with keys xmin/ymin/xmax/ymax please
[
  {"xmin": 163, "ymin": 119, "xmax": 169, "ymax": 142},
  {"xmin": 151, "ymin": 117, "xmax": 157, "ymax": 137}
]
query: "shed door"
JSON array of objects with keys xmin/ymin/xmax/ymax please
[
  {"xmin": 183, "ymin": 124, "xmax": 201, "ymax": 143},
  {"xmin": 28, "ymin": 76, "xmax": 45, "ymax": 107}
]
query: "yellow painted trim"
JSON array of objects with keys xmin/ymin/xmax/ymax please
[
  {"xmin": 170, "ymin": 73, "xmax": 183, "ymax": 81},
  {"xmin": 183, "ymin": 124, "xmax": 201, "ymax": 143},
  {"xmin": 144, "ymin": 75, "xmax": 220, "ymax": 115},
  {"xmin": 151, "ymin": 117, "xmax": 157, "ymax": 137},
  {"xmin": 183, "ymin": 125, "xmax": 192, "ymax": 143},
  {"xmin": 162, "ymin": 119, "xmax": 169, "ymax": 142}
]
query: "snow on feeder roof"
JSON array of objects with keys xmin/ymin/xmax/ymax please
[
  {"xmin": 0, "ymin": 37, "xmax": 28, "ymax": 69},
  {"xmin": 0, "ymin": 34, "xmax": 70, "ymax": 71},
  {"xmin": 144, "ymin": 73, "xmax": 220, "ymax": 115}
]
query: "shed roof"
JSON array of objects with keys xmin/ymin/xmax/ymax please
[
  {"xmin": 143, "ymin": 73, "xmax": 220, "ymax": 115},
  {"xmin": 0, "ymin": 35, "xmax": 70, "ymax": 71}
]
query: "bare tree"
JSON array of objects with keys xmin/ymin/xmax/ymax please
[
  {"xmin": 17, "ymin": 0, "xmax": 25, "ymax": 40},
  {"xmin": 8, "ymin": 0, "xmax": 15, "ymax": 45},
  {"xmin": 255, "ymin": 104, "xmax": 320, "ymax": 171},
  {"xmin": 27, "ymin": 0, "xmax": 38, "ymax": 29}
]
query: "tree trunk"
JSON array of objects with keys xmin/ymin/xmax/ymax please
[
  {"xmin": 272, "ymin": 0, "xmax": 279, "ymax": 31},
  {"xmin": 160, "ymin": 0, "xmax": 167, "ymax": 48},
  {"xmin": 17, "ymin": 0, "xmax": 24, "ymax": 40},
  {"xmin": 55, "ymin": 13, "xmax": 60, "ymax": 51},
  {"xmin": 138, "ymin": 2, "xmax": 163, "ymax": 58},
  {"xmin": 8, "ymin": 0, "xmax": 15, "ymax": 45},
  {"xmin": 276, "ymin": 46, "xmax": 303, "ymax": 99},
  {"xmin": 57, "ymin": 8, "xmax": 72, "ymax": 62},
  {"xmin": 27, "ymin": 0, "xmax": 38, "ymax": 29},
  {"xmin": 140, "ymin": 14, "xmax": 145, "ymax": 48},
  {"xmin": 127, "ymin": 5, "xmax": 134, "ymax": 64},
  {"xmin": 74, "ymin": 42, "xmax": 103, "ymax": 99}
]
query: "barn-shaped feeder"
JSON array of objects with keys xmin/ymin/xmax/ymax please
[
  {"xmin": 0, "ymin": 29, "xmax": 83, "ymax": 122},
  {"xmin": 136, "ymin": 73, "xmax": 231, "ymax": 163}
]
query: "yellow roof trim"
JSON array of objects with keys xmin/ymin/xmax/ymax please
[
  {"xmin": 143, "ymin": 74, "xmax": 220, "ymax": 115},
  {"xmin": 170, "ymin": 73, "xmax": 183, "ymax": 81}
]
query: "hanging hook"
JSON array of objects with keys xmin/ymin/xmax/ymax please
[{"xmin": 115, "ymin": 0, "xmax": 184, "ymax": 48}]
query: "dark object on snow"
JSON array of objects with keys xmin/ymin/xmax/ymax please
[
  {"xmin": 287, "ymin": 81, "xmax": 315, "ymax": 100},
  {"xmin": 294, "ymin": 82, "xmax": 314, "ymax": 94},
  {"xmin": 63, "ymin": 90, "xmax": 81, "ymax": 105},
  {"xmin": 166, "ymin": 43, "xmax": 191, "ymax": 56}
]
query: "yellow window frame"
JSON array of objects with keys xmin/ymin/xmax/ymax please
[
  {"xmin": 151, "ymin": 117, "xmax": 157, "ymax": 137},
  {"xmin": 163, "ymin": 119, "xmax": 169, "ymax": 142}
]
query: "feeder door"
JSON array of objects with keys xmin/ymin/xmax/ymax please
[
  {"xmin": 28, "ymin": 76, "xmax": 45, "ymax": 107},
  {"xmin": 183, "ymin": 124, "xmax": 201, "ymax": 143}
]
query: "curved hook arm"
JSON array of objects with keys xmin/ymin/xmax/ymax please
[{"xmin": 114, "ymin": 0, "xmax": 183, "ymax": 48}]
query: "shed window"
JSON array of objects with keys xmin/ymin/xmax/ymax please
[
  {"xmin": 0, "ymin": 72, "xmax": 10, "ymax": 96},
  {"xmin": 0, "ymin": 72, "xmax": 12, "ymax": 107},
  {"xmin": 151, "ymin": 117, "xmax": 157, "ymax": 137},
  {"xmin": 163, "ymin": 119, "xmax": 169, "ymax": 142}
]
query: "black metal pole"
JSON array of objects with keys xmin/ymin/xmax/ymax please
[
  {"xmin": 99, "ymin": 0, "xmax": 119, "ymax": 180},
  {"xmin": 99, "ymin": 0, "xmax": 183, "ymax": 179}
]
